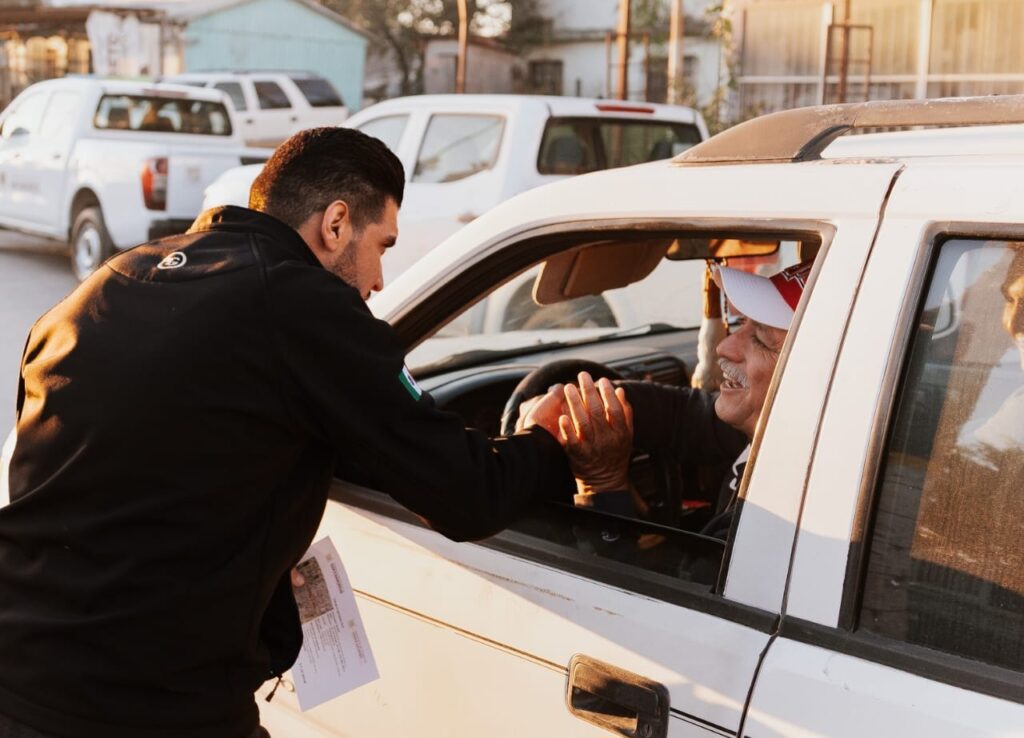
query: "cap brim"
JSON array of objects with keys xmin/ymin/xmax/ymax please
[{"xmin": 718, "ymin": 266, "xmax": 794, "ymax": 330}]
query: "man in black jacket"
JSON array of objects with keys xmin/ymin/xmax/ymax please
[{"xmin": 0, "ymin": 128, "xmax": 570, "ymax": 738}]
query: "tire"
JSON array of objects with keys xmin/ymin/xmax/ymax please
[{"xmin": 70, "ymin": 205, "xmax": 113, "ymax": 282}]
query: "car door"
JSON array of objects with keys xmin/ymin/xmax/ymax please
[
  {"xmin": 31, "ymin": 89, "xmax": 83, "ymax": 237},
  {"xmin": 745, "ymin": 161, "xmax": 1024, "ymax": 735},
  {"xmin": 0, "ymin": 89, "xmax": 50, "ymax": 228},
  {"xmin": 250, "ymin": 78, "xmax": 298, "ymax": 146},
  {"xmin": 256, "ymin": 160, "xmax": 904, "ymax": 737},
  {"xmin": 391, "ymin": 111, "xmax": 510, "ymax": 277},
  {"xmin": 210, "ymin": 80, "xmax": 256, "ymax": 143}
]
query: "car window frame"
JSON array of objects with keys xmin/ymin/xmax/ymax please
[
  {"xmin": 411, "ymin": 112, "xmax": 507, "ymax": 184},
  {"xmin": 354, "ymin": 114, "xmax": 411, "ymax": 157},
  {"xmin": 252, "ymin": 79, "xmax": 292, "ymax": 110},
  {"xmin": 779, "ymin": 221, "xmax": 1024, "ymax": 706},
  {"xmin": 333, "ymin": 216, "xmax": 831, "ymax": 628}
]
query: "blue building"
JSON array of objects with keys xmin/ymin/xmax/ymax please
[{"xmin": 174, "ymin": 0, "xmax": 372, "ymax": 111}]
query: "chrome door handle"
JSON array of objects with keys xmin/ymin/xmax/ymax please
[{"xmin": 567, "ymin": 655, "xmax": 669, "ymax": 738}]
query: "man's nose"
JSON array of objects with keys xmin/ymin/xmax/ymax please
[{"xmin": 716, "ymin": 330, "xmax": 740, "ymax": 360}]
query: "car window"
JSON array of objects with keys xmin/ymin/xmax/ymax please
[
  {"xmin": 1, "ymin": 92, "xmax": 49, "ymax": 138},
  {"xmin": 254, "ymin": 81, "xmax": 291, "ymax": 110},
  {"xmin": 291, "ymin": 76, "xmax": 343, "ymax": 108},
  {"xmin": 538, "ymin": 118, "xmax": 703, "ymax": 175},
  {"xmin": 93, "ymin": 95, "xmax": 233, "ymax": 136},
  {"xmin": 356, "ymin": 115, "xmax": 409, "ymax": 154},
  {"xmin": 860, "ymin": 238, "xmax": 1024, "ymax": 673},
  {"xmin": 392, "ymin": 234, "xmax": 804, "ymax": 596},
  {"xmin": 413, "ymin": 114, "xmax": 504, "ymax": 184},
  {"xmin": 38, "ymin": 91, "xmax": 82, "ymax": 142},
  {"xmin": 213, "ymin": 82, "xmax": 247, "ymax": 112}
]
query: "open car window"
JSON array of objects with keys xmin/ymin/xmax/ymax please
[{"xmin": 345, "ymin": 227, "xmax": 812, "ymax": 602}]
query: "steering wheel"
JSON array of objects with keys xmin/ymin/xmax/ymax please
[{"xmin": 500, "ymin": 359, "xmax": 686, "ymax": 527}]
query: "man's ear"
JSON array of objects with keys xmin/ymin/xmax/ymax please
[{"xmin": 320, "ymin": 200, "xmax": 352, "ymax": 253}]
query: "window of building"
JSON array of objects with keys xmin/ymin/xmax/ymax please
[
  {"xmin": 412, "ymin": 114, "xmax": 504, "ymax": 184},
  {"xmin": 860, "ymin": 238, "xmax": 1024, "ymax": 673},
  {"xmin": 529, "ymin": 60, "xmax": 563, "ymax": 96},
  {"xmin": 254, "ymin": 81, "xmax": 291, "ymax": 110}
]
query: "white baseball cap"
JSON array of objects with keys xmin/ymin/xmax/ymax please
[{"xmin": 716, "ymin": 260, "xmax": 814, "ymax": 330}]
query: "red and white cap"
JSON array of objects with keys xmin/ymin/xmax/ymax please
[{"xmin": 717, "ymin": 260, "xmax": 814, "ymax": 330}]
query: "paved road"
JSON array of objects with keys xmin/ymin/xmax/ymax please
[{"xmin": 0, "ymin": 231, "xmax": 77, "ymax": 434}]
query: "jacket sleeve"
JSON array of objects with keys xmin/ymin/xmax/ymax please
[
  {"xmin": 266, "ymin": 265, "xmax": 572, "ymax": 541},
  {"xmin": 619, "ymin": 380, "xmax": 749, "ymax": 468}
]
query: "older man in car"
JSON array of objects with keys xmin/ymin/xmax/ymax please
[{"xmin": 530, "ymin": 259, "xmax": 814, "ymax": 539}]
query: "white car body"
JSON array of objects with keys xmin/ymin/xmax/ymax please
[
  {"xmin": 0, "ymin": 77, "xmax": 271, "ymax": 278},
  {"xmin": 202, "ymin": 94, "xmax": 708, "ymax": 282},
  {"xmin": 165, "ymin": 71, "xmax": 349, "ymax": 147},
  {"xmin": 251, "ymin": 103, "xmax": 1021, "ymax": 736}
]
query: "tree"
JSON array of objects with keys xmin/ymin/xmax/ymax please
[{"xmin": 321, "ymin": 0, "xmax": 543, "ymax": 95}]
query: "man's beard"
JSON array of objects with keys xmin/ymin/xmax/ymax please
[
  {"xmin": 327, "ymin": 233, "xmax": 359, "ymax": 289},
  {"xmin": 718, "ymin": 358, "xmax": 749, "ymax": 390}
]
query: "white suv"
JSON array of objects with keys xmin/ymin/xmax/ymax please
[
  {"xmin": 165, "ymin": 71, "xmax": 348, "ymax": 147},
  {"xmin": 251, "ymin": 97, "xmax": 1023, "ymax": 736},
  {"xmin": 203, "ymin": 94, "xmax": 707, "ymax": 282}
]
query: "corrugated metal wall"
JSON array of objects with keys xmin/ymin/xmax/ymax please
[
  {"xmin": 733, "ymin": 0, "xmax": 1024, "ymax": 118},
  {"xmin": 185, "ymin": 0, "xmax": 367, "ymax": 111}
]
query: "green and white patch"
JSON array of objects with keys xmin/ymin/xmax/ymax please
[{"xmin": 398, "ymin": 366, "xmax": 423, "ymax": 400}]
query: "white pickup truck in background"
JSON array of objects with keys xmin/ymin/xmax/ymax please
[{"xmin": 0, "ymin": 77, "xmax": 272, "ymax": 280}]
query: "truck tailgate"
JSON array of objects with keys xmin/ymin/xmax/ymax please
[{"xmin": 166, "ymin": 145, "xmax": 271, "ymax": 217}]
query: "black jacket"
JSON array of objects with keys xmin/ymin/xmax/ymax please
[{"xmin": 0, "ymin": 207, "xmax": 570, "ymax": 738}]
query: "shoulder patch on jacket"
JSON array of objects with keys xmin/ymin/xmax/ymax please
[{"xmin": 398, "ymin": 366, "xmax": 422, "ymax": 400}]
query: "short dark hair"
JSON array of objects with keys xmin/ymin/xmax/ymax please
[{"xmin": 250, "ymin": 127, "xmax": 405, "ymax": 231}]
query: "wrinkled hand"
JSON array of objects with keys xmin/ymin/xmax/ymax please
[
  {"xmin": 519, "ymin": 384, "xmax": 566, "ymax": 437},
  {"xmin": 559, "ymin": 372, "xmax": 634, "ymax": 494}
]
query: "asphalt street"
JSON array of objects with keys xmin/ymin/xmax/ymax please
[{"xmin": 0, "ymin": 230, "xmax": 77, "ymax": 435}]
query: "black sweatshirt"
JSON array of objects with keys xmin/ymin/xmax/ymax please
[{"xmin": 0, "ymin": 207, "xmax": 570, "ymax": 738}]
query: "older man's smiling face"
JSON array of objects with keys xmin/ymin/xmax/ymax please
[{"xmin": 715, "ymin": 313, "xmax": 788, "ymax": 438}]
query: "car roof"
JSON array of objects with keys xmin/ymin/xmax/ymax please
[
  {"xmin": 822, "ymin": 123, "xmax": 1024, "ymax": 159},
  {"xmin": 34, "ymin": 76, "xmax": 227, "ymax": 103},
  {"xmin": 351, "ymin": 94, "xmax": 699, "ymax": 124}
]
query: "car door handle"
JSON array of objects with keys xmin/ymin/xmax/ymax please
[
  {"xmin": 457, "ymin": 211, "xmax": 478, "ymax": 224},
  {"xmin": 567, "ymin": 655, "xmax": 670, "ymax": 738},
  {"xmin": 245, "ymin": 118, "xmax": 254, "ymax": 124},
  {"xmin": 51, "ymin": 153, "xmax": 62, "ymax": 161},
  {"xmin": 289, "ymin": 115, "xmax": 298, "ymax": 123}
]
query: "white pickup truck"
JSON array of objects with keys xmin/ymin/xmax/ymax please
[{"xmin": 0, "ymin": 77, "xmax": 271, "ymax": 279}]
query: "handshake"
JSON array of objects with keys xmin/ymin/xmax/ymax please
[{"xmin": 519, "ymin": 372, "xmax": 634, "ymax": 496}]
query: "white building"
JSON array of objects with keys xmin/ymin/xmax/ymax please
[{"xmin": 523, "ymin": 0, "xmax": 725, "ymax": 106}]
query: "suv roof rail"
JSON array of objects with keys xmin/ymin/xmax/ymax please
[
  {"xmin": 673, "ymin": 95, "xmax": 1024, "ymax": 166},
  {"xmin": 186, "ymin": 69, "xmax": 320, "ymax": 76}
]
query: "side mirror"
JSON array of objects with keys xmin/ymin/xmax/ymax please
[{"xmin": 7, "ymin": 127, "xmax": 29, "ymax": 138}]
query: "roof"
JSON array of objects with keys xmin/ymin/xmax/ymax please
[
  {"xmin": 41, "ymin": 0, "xmax": 374, "ymax": 40},
  {"xmin": 349, "ymin": 94, "xmax": 700, "ymax": 124}
]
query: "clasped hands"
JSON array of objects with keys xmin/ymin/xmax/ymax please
[{"xmin": 520, "ymin": 372, "xmax": 633, "ymax": 496}]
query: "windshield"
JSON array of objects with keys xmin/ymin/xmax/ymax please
[
  {"xmin": 94, "ymin": 94, "xmax": 233, "ymax": 136},
  {"xmin": 537, "ymin": 117, "xmax": 702, "ymax": 175},
  {"xmin": 407, "ymin": 243, "xmax": 802, "ymax": 374}
]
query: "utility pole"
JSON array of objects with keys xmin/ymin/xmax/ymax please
[
  {"xmin": 616, "ymin": 0, "xmax": 631, "ymax": 100},
  {"xmin": 456, "ymin": 0, "xmax": 469, "ymax": 93},
  {"xmin": 667, "ymin": 0, "xmax": 685, "ymax": 104}
]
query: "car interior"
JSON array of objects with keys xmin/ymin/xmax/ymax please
[{"xmin": 338, "ymin": 226, "xmax": 822, "ymax": 596}]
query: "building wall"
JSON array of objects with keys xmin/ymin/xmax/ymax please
[
  {"xmin": 730, "ymin": 0, "xmax": 1024, "ymax": 118},
  {"xmin": 184, "ymin": 0, "xmax": 367, "ymax": 110},
  {"xmin": 423, "ymin": 39, "xmax": 522, "ymax": 95}
]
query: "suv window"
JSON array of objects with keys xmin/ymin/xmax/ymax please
[
  {"xmin": 94, "ymin": 95, "xmax": 233, "ymax": 136},
  {"xmin": 413, "ymin": 114, "xmax": 504, "ymax": 183},
  {"xmin": 291, "ymin": 76, "xmax": 343, "ymax": 108},
  {"xmin": 860, "ymin": 238, "xmax": 1024, "ymax": 672},
  {"xmin": 213, "ymin": 82, "xmax": 247, "ymax": 112},
  {"xmin": 538, "ymin": 118, "xmax": 702, "ymax": 175},
  {"xmin": 1, "ymin": 92, "xmax": 49, "ymax": 138},
  {"xmin": 355, "ymin": 115, "xmax": 408, "ymax": 154},
  {"xmin": 254, "ymin": 81, "xmax": 291, "ymax": 110}
]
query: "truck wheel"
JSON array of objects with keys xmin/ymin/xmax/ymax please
[{"xmin": 70, "ymin": 206, "xmax": 113, "ymax": 281}]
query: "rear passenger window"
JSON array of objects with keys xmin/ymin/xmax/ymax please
[
  {"xmin": 254, "ymin": 81, "xmax": 291, "ymax": 110},
  {"xmin": 356, "ymin": 115, "xmax": 408, "ymax": 154},
  {"xmin": 291, "ymin": 77, "xmax": 343, "ymax": 108},
  {"xmin": 214, "ymin": 82, "xmax": 247, "ymax": 112},
  {"xmin": 413, "ymin": 114, "xmax": 504, "ymax": 183},
  {"xmin": 861, "ymin": 238, "xmax": 1024, "ymax": 672}
]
